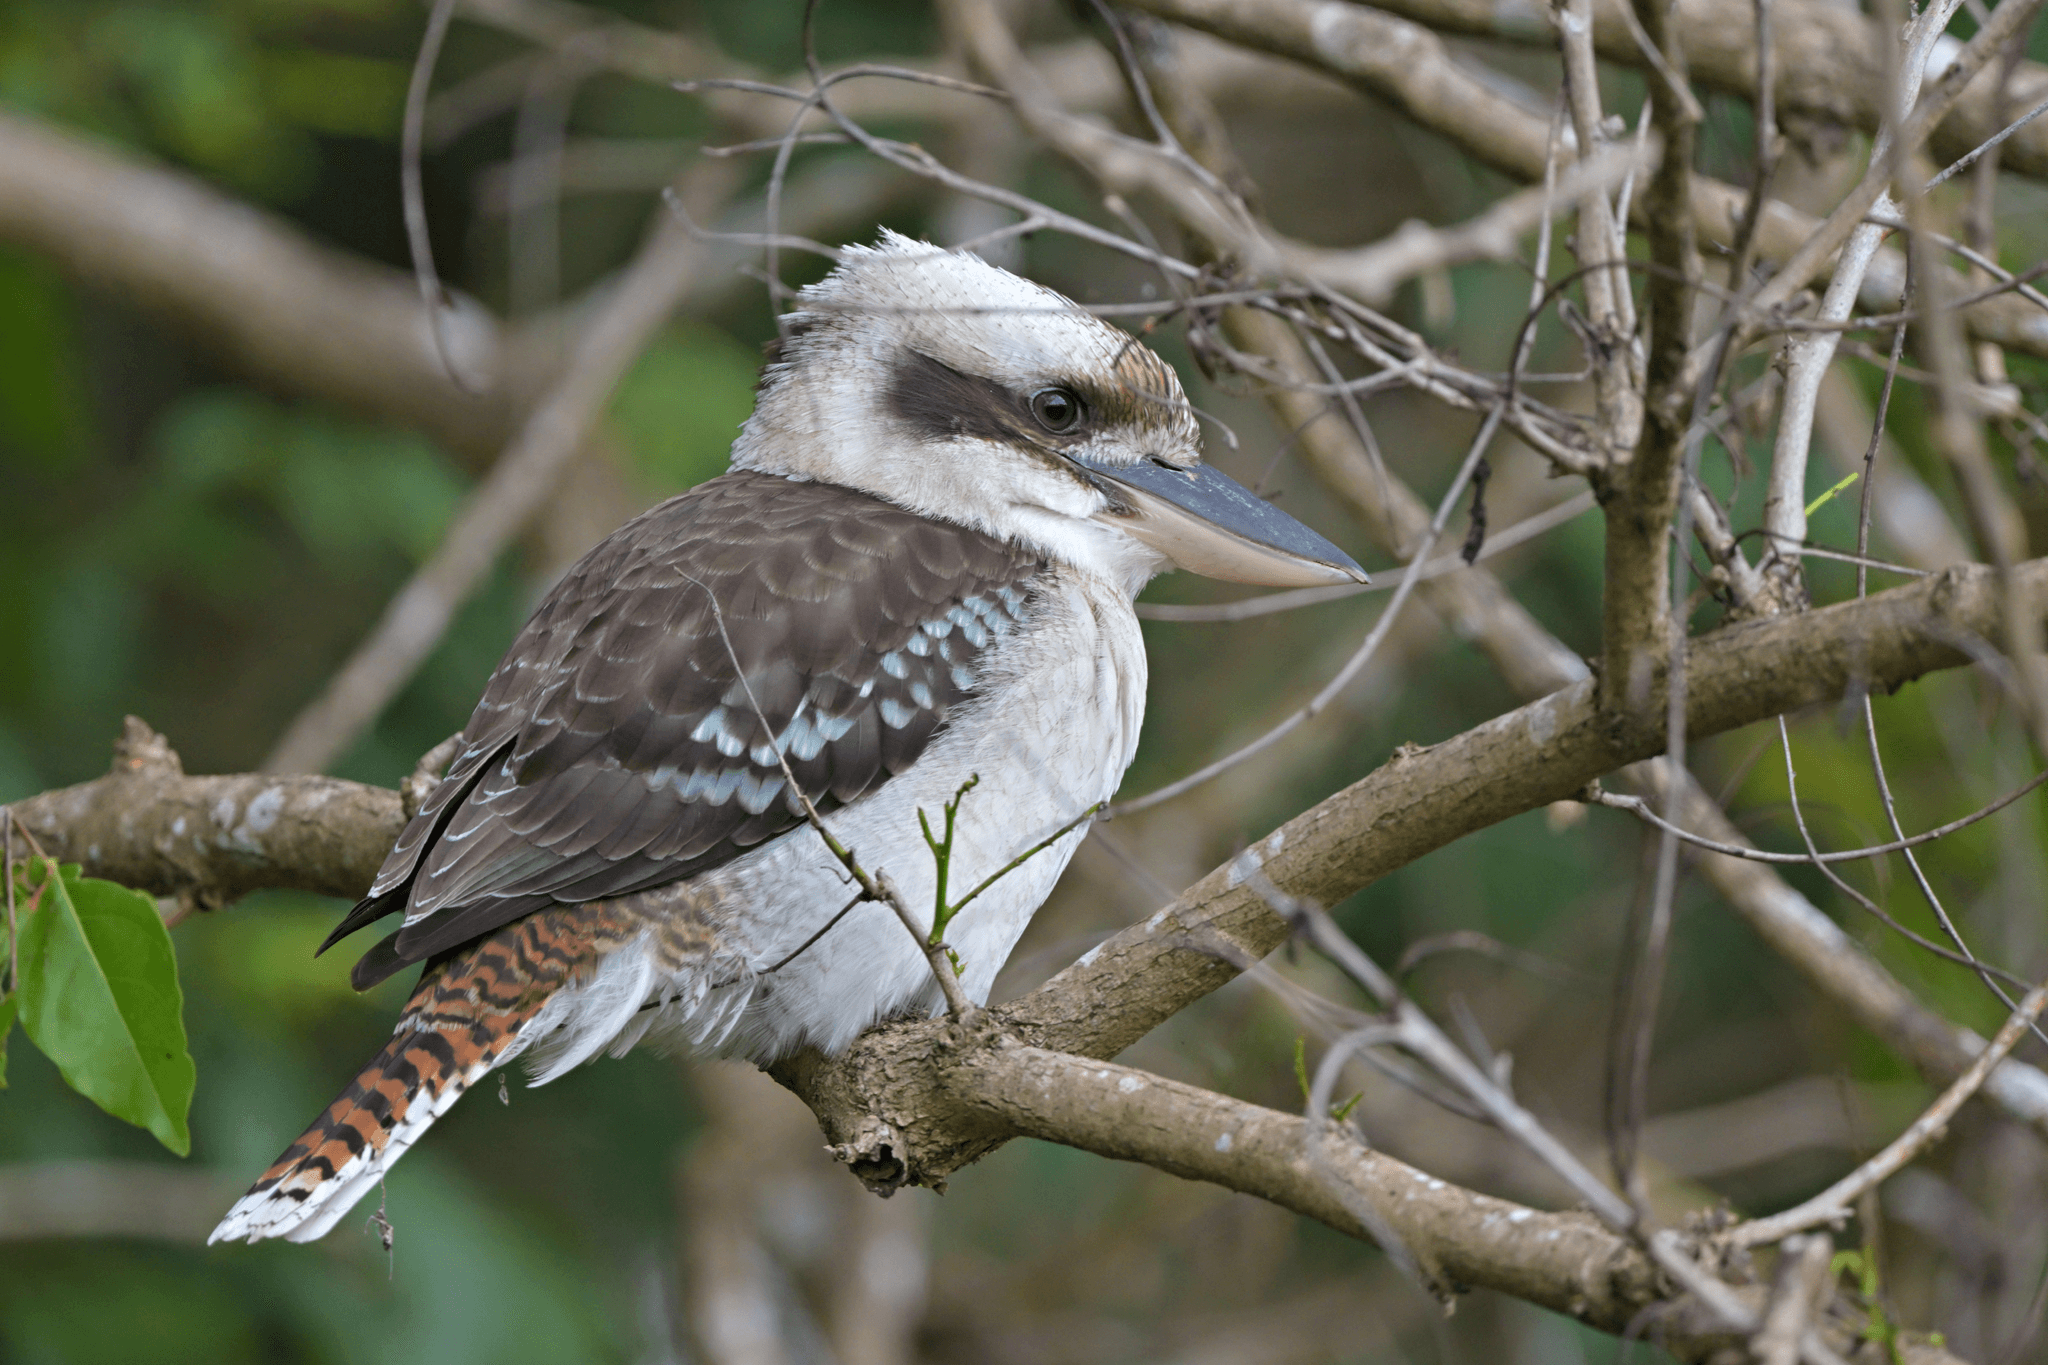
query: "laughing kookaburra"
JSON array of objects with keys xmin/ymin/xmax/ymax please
[{"xmin": 211, "ymin": 231, "xmax": 1367, "ymax": 1245}]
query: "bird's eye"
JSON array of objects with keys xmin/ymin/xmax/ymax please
[{"xmin": 1029, "ymin": 388, "xmax": 1083, "ymax": 434}]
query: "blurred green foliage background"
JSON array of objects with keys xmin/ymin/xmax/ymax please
[{"xmin": 3, "ymin": 1, "xmax": 2047, "ymax": 1362}]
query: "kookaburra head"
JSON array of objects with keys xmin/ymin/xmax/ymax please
[{"xmin": 731, "ymin": 230, "xmax": 1368, "ymax": 595}]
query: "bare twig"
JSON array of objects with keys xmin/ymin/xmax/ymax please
[
  {"xmin": 1732, "ymin": 976, "xmax": 2048, "ymax": 1247},
  {"xmin": 403, "ymin": 0, "xmax": 481, "ymax": 393},
  {"xmin": 1585, "ymin": 767, "xmax": 2048, "ymax": 865},
  {"xmin": 1347, "ymin": 0, "xmax": 2048, "ymax": 185},
  {"xmin": 1759, "ymin": 0, "xmax": 1968, "ymax": 604},
  {"xmin": 1271, "ymin": 880, "xmax": 1637, "ymax": 1228},
  {"xmin": 1931, "ymin": 89, "xmax": 2048, "ymax": 189},
  {"xmin": 1765, "ymin": 713, "xmax": 2048, "ymax": 1002}
]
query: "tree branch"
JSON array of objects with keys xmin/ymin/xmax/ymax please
[
  {"xmin": 1121, "ymin": 0, "xmax": 2048, "ymax": 362},
  {"xmin": 774, "ymin": 1028, "xmax": 1964, "ymax": 1361},
  {"xmin": 1600, "ymin": 0, "xmax": 1698, "ymax": 713},
  {"xmin": 1358, "ymin": 0, "xmax": 2048, "ymax": 186},
  {"xmin": 956, "ymin": 1044, "xmax": 1665, "ymax": 1331},
  {"xmin": 3, "ymin": 718, "xmax": 401, "ymax": 910},
  {"xmin": 1729, "ymin": 977, "xmax": 2048, "ymax": 1248}
]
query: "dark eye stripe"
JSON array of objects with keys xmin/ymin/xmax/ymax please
[
  {"xmin": 886, "ymin": 347, "xmax": 1196, "ymax": 453},
  {"xmin": 886, "ymin": 348, "xmax": 1029, "ymax": 444}
]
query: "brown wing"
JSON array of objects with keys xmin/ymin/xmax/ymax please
[{"xmin": 332, "ymin": 471, "xmax": 1044, "ymax": 986}]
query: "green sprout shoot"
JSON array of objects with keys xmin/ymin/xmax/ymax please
[
  {"xmin": 1293, "ymin": 1037, "xmax": 1363, "ymax": 1123},
  {"xmin": 916, "ymin": 774, "xmax": 1106, "ymax": 975}
]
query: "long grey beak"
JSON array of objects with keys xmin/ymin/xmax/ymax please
[{"xmin": 1074, "ymin": 454, "xmax": 1370, "ymax": 588}]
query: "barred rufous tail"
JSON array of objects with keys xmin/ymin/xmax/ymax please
[{"xmin": 208, "ymin": 904, "xmax": 629, "ymax": 1245}]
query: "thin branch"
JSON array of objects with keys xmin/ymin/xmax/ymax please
[
  {"xmin": 1863, "ymin": 685, "xmax": 2048, "ymax": 1015},
  {"xmin": 1763, "ymin": 712, "xmax": 2048, "ymax": 999},
  {"xmin": 1585, "ymin": 766, "xmax": 2048, "ymax": 865},
  {"xmin": 943, "ymin": 803, "xmax": 1105, "ymax": 923},
  {"xmin": 1272, "ymin": 881, "xmax": 1637, "ymax": 1228},
  {"xmin": 1731, "ymin": 975, "xmax": 2048, "ymax": 1247},
  {"xmin": 403, "ymin": 0, "xmax": 481, "ymax": 392},
  {"xmin": 1926, "ymin": 89, "xmax": 2048, "ymax": 189},
  {"xmin": 1760, "ymin": 0, "xmax": 1968, "ymax": 602},
  {"xmin": 1342, "ymin": 0, "xmax": 2048, "ymax": 186}
]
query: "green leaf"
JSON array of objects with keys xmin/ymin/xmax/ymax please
[
  {"xmin": 0, "ymin": 992, "xmax": 15, "ymax": 1088},
  {"xmin": 13, "ymin": 860, "xmax": 195, "ymax": 1154}
]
